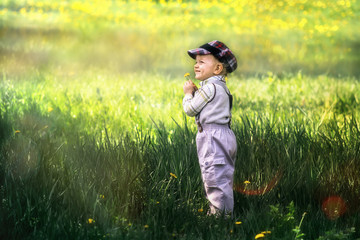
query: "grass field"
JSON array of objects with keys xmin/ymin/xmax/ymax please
[{"xmin": 1, "ymin": 0, "xmax": 360, "ymax": 239}]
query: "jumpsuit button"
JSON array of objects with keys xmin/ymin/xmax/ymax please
[{"xmin": 205, "ymin": 162, "xmax": 208, "ymax": 166}]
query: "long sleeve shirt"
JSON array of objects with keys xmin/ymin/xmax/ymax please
[{"xmin": 182, "ymin": 75, "xmax": 232, "ymax": 126}]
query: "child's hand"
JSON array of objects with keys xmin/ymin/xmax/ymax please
[{"xmin": 183, "ymin": 80, "xmax": 198, "ymax": 95}]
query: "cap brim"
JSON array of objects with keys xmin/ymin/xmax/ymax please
[{"xmin": 187, "ymin": 48, "xmax": 211, "ymax": 59}]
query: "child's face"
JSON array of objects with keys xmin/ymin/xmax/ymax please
[{"xmin": 194, "ymin": 54, "xmax": 222, "ymax": 81}]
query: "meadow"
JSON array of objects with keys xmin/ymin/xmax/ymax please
[{"xmin": 1, "ymin": 0, "xmax": 360, "ymax": 239}]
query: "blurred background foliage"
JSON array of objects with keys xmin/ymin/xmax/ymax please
[{"xmin": 0, "ymin": 0, "xmax": 359, "ymax": 78}]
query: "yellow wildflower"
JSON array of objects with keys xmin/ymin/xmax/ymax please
[
  {"xmin": 87, "ymin": 218, "xmax": 95, "ymax": 224},
  {"xmin": 235, "ymin": 221, "xmax": 242, "ymax": 225},
  {"xmin": 48, "ymin": 107, "xmax": 54, "ymax": 112},
  {"xmin": 15, "ymin": 130, "xmax": 21, "ymax": 133},
  {"xmin": 170, "ymin": 172, "xmax": 177, "ymax": 178},
  {"xmin": 0, "ymin": 8, "xmax": 8, "ymax": 15},
  {"xmin": 198, "ymin": 208, "xmax": 203, "ymax": 213},
  {"xmin": 244, "ymin": 180, "xmax": 250, "ymax": 184},
  {"xmin": 99, "ymin": 194, "xmax": 105, "ymax": 199},
  {"xmin": 261, "ymin": 231, "xmax": 271, "ymax": 234},
  {"xmin": 144, "ymin": 224, "xmax": 149, "ymax": 228},
  {"xmin": 20, "ymin": 8, "xmax": 26, "ymax": 15},
  {"xmin": 184, "ymin": 73, "xmax": 191, "ymax": 81},
  {"xmin": 255, "ymin": 233, "xmax": 265, "ymax": 239}
]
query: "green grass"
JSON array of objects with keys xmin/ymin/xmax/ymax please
[{"xmin": 1, "ymin": 71, "xmax": 360, "ymax": 239}]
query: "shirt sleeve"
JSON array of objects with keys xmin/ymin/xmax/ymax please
[{"xmin": 182, "ymin": 84, "xmax": 215, "ymax": 117}]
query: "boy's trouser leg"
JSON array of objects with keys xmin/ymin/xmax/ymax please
[
  {"xmin": 196, "ymin": 125, "xmax": 237, "ymax": 215},
  {"xmin": 204, "ymin": 172, "xmax": 234, "ymax": 215}
]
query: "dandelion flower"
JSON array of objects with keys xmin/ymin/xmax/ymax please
[
  {"xmin": 48, "ymin": 107, "xmax": 53, "ymax": 112},
  {"xmin": 20, "ymin": 8, "xmax": 26, "ymax": 15},
  {"xmin": 255, "ymin": 233, "xmax": 265, "ymax": 239},
  {"xmin": 198, "ymin": 208, "xmax": 203, "ymax": 213},
  {"xmin": 170, "ymin": 172, "xmax": 177, "ymax": 178},
  {"xmin": 184, "ymin": 73, "xmax": 191, "ymax": 81},
  {"xmin": 235, "ymin": 221, "xmax": 242, "ymax": 225},
  {"xmin": 87, "ymin": 218, "xmax": 95, "ymax": 224},
  {"xmin": 15, "ymin": 130, "xmax": 21, "ymax": 133},
  {"xmin": 144, "ymin": 224, "xmax": 149, "ymax": 228},
  {"xmin": 244, "ymin": 180, "xmax": 250, "ymax": 184}
]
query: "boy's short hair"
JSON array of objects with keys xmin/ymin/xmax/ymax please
[{"xmin": 187, "ymin": 40, "xmax": 237, "ymax": 73}]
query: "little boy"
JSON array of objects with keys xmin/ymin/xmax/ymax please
[{"xmin": 183, "ymin": 40, "xmax": 237, "ymax": 216}]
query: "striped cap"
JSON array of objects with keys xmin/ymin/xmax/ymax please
[{"xmin": 187, "ymin": 40, "xmax": 237, "ymax": 73}]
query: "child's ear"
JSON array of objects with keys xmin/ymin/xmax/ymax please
[{"xmin": 214, "ymin": 63, "xmax": 223, "ymax": 74}]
